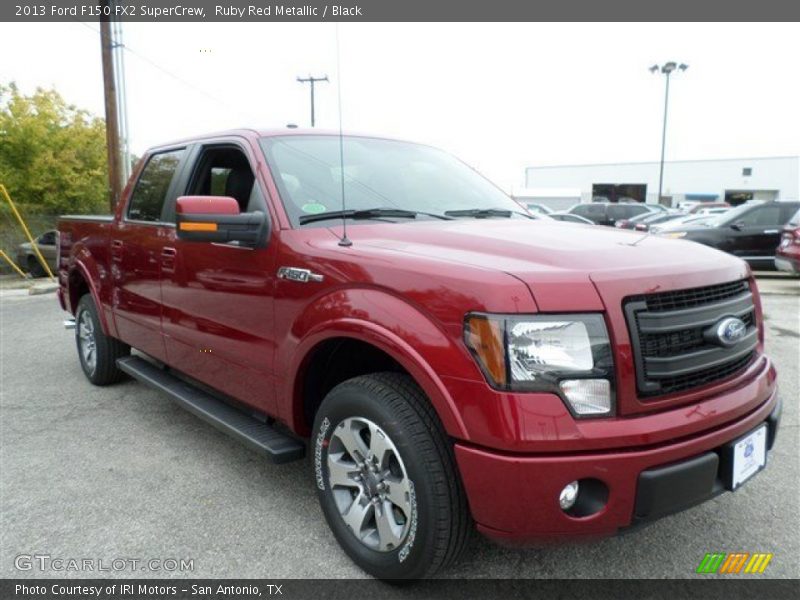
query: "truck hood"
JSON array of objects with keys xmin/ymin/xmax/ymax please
[{"xmin": 338, "ymin": 219, "xmax": 749, "ymax": 311}]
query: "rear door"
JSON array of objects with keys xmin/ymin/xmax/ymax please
[
  {"xmin": 159, "ymin": 141, "xmax": 278, "ymax": 415},
  {"xmin": 111, "ymin": 147, "xmax": 187, "ymax": 361}
]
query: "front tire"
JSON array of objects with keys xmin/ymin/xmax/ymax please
[
  {"xmin": 75, "ymin": 294, "xmax": 130, "ymax": 386},
  {"xmin": 311, "ymin": 372, "xmax": 471, "ymax": 579}
]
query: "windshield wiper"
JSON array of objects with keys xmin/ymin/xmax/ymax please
[
  {"xmin": 444, "ymin": 207, "xmax": 534, "ymax": 219},
  {"xmin": 298, "ymin": 208, "xmax": 451, "ymax": 225}
]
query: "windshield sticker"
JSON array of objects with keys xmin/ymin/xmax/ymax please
[{"xmin": 301, "ymin": 203, "xmax": 327, "ymax": 214}]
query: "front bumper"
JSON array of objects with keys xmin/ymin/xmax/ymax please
[{"xmin": 455, "ymin": 388, "xmax": 780, "ymax": 544}]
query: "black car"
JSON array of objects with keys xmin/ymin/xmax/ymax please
[
  {"xmin": 659, "ymin": 201, "xmax": 800, "ymax": 269},
  {"xmin": 568, "ymin": 202, "xmax": 653, "ymax": 226}
]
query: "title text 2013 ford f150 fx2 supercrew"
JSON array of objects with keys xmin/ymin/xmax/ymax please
[{"xmin": 58, "ymin": 130, "xmax": 781, "ymax": 579}]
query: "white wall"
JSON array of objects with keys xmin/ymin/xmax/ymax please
[{"xmin": 525, "ymin": 156, "xmax": 800, "ymax": 204}]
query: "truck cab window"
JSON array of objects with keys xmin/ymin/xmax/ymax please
[
  {"xmin": 188, "ymin": 147, "xmax": 256, "ymax": 213},
  {"xmin": 127, "ymin": 149, "xmax": 185, "ymax": 222}
]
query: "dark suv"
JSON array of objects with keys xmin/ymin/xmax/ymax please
[
  {"xmin": 568, "ymin": 202, "xmax": 653, "ymax": 226},
  {"xmin": 659, "ymin": 201, "xmax": 800, "ymax": 269}
]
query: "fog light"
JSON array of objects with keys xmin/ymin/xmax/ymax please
[
  {"xmin": 560, "ymin": 379, "xmax": 611, "ymax": 415},
  {"xmin": 559, "ymin": 480, "xmax": 579, "ymax": 511}
]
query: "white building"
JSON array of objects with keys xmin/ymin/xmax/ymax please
[{"xmin": 520, "ymin": 156, "xmax": 799, "ymax": 209}]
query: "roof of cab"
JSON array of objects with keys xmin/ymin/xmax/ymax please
[{"xmin": 147, "ymin": 127, "xmax": 404, "ymax": 152}]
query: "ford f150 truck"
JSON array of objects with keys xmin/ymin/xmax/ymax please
[{"xmin": 58, "ymin": 129, "xmax": 781, "ymax": 579}]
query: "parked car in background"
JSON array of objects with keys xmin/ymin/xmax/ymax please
[
  {"xmin": 626, "ymin": 211, "xmax": 687, "ymax": 232},
  {"xmin": 658, "ymin": 201, "xmax": 800, "ymax": 269},
  {"xmin": 615, "ymin": 210, "xmax": 682, "ymax": 230},
  {"xmin": 688, "ymin": 202, "xmax": 730, "ymax": 214},
  {"xmin": 568, "ymin": 201, "xmax": 652, "ymax": 226},
  {"xmin": 549, "ymin": 212, "xmax": 594, "ymax": 225},
  {"xmin": 521, "ymin": 202, "xmax": 554, "ymax": 216},
  {"xmin": 16, "ymin": 229, "xmax": 58, "ymax": 277},
  {"xmin": 775, "ymin": 207, "xmax": 800, "ymax": 275},
  {"xmin": 650, "ymin": 214, "xmax": 719, "ymax": 234},
  {"xmin": 695, "ymin": 207, "xmax": 730, "ymax": 216}
]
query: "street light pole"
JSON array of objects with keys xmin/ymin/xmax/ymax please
[
  {"xmin": 650, "ymin": 62, "xmax": 688, "ymax": 206},
  {"xmin": 296, "ymin": 74, "xmax": 329, "ymax": 127}
]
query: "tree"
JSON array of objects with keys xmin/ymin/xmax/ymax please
[{"xmin": 0, "ymin": 83, "xmax": 109, "ymax": 215}]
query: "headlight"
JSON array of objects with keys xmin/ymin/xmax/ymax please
[
  {"xmin": 464, "ymin": 313, "xmax": 614, "ymax": 417},
  {"xmin": 661, "ymin": 231, "xmax": 687, "ymax": 238}
]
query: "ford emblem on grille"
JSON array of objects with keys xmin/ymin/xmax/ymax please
[{"xmin": 709, "ymin": 317, "xmax": 747, "ymax": 347}]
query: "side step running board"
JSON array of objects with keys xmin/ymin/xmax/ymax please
[{"xmin": 117, "ymin": 356, "xmax": 305, "ymax": 464}]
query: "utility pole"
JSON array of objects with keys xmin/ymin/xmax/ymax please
[
  {"xmin": 100, "ymin": 1, "xmax": 122, "ymax": 211},
  {"xmin": 296, "ymin": 74, "xmax": 328, "ymax": 127},
  {"xmin": 649, "ymin": 62, "xmax": 688, "ymax": 206}
]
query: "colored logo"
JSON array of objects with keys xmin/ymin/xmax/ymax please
[
  {"xmin": 744, "ymin": 440, "xmax": 755, "ymax": 458},
  {"xmin": 714, "ymin": 317, "xmax": 747, "ymax": 347},
  {"xmin": 696, "ymin": 552, "xmax": 773, "ymax": 574}
]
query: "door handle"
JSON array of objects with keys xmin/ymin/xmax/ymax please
[
  {"xmin": 161, "ymin": 246, "xmax": 177, "ymax": 272},
  {"xmin": 110, "ymin": 239, "xmax": 123, "ymax": 262},
  {"xmin": 764, "ymin": 229, "xmax": 779, "ymax": 234}
]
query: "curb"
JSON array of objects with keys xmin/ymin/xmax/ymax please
[{"xmin": 29, "ymin": 283, "xmax": 59, "ymax": 296}]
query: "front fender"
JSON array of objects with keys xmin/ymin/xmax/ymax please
[{"xmin": 280, "ymin": 288, "xmax": 476, "ymax": 440}]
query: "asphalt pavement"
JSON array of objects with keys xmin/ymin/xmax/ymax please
[{"xmin": 0, "ymin": 284, "xmax": 797, "ymax": 579}]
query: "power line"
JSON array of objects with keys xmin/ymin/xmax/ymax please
[{"xmin": 73, "ymin": 19, "xmax": 256, "ymax": 122}]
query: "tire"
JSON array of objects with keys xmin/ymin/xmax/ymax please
[
  {"xmin": 27, "ymin": 256, "xmax": 45, "ymax": 278},
  {"xmin": 75, "ymin": 294, "xmax": 130, "ymax": 386},
  {"xmin": 311, "ymin": 372, "xmax": 471, "ymax": 579}
]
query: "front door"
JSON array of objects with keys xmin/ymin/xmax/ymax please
[
  {"xmin": 159, "ymin": 143, "xmax": 278, "ymax": 415},
  {"xmin": 727, "ymin": 204, "xmax": 783, "ymax": 259}
]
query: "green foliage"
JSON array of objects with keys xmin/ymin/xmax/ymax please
[{"xmin": 0, "ymin": 82, "xmax": 109, "ymax": 215}]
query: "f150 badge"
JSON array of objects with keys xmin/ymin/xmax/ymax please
[{"xmin": 277, "ymin": 267, "xmax": 324, "ymax": 283}]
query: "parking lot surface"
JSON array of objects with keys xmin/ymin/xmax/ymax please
[{"xmin": 1, "ymin": 284, "xmax": 797, "ymax": 579}]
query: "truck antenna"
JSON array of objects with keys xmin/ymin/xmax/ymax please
[{"xmin": 335, "ymin": 24, "xmax": 352, "ymax": 247}]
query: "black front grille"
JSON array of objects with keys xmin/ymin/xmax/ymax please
[
  {"xmin": 638, "ymin": 279, "xmax": 749, "ymax": 312},
  {"xmin": 652, "ymin": 351, "xmax": 756, "ymax": 396},
  {"xmin": 625, "ymin": 280, "xmax": 758, "ymax": 397}
]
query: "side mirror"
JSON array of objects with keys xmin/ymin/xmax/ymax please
[
  {"xmin": 175, "ymin": 196, "xmax": 267, "ymax": 246},
  {"xmin": 730, "ymin": 222, "xmax": 744, "ymax": 231}
]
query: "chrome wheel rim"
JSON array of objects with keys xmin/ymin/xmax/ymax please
[
  {"xmin": 77, "ymin": 310, "xmax": 97, "ymax": 375},
  {"xmin": 327, "ymin": 417, "xmax": 412, "ymax": 552}
]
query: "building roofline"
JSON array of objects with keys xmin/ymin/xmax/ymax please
[{"xmin": 526, "ymin": 155, "xmax": 799, "ymax": 171}]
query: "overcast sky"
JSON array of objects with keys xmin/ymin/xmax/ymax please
[{"xmin": 1, "ymin": 22, "xmax": 798, "ymax": 190}]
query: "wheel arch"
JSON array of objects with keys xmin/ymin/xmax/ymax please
[
  {"xmin": 67, "ymin": 259, "xmax": 112, "ymax": 336},
  {"xmin": 288, "ymin": 324, "xmax": 468, "ymax": 440}
]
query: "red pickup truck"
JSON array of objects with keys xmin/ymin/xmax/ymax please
[{"xmin": 58, "ymin": 129, "xmax": 780, "ymax": 579}]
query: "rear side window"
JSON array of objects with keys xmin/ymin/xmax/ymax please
[{"xmin": 127, "ymin": 149, "xmax": 185, "ymax": 222}]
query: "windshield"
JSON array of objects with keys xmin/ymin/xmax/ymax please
[{"xmin": 260, "ymin": 135, "xmax": 525, "ymax": 226}]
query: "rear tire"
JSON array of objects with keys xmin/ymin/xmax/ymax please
[
  {"xmin": 75, "ymin": 294, "xmax": 130, "ymax": 386},
  {"xmin": 311, "ymin": 372, "xmax": 471, "ymax": 579}
]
